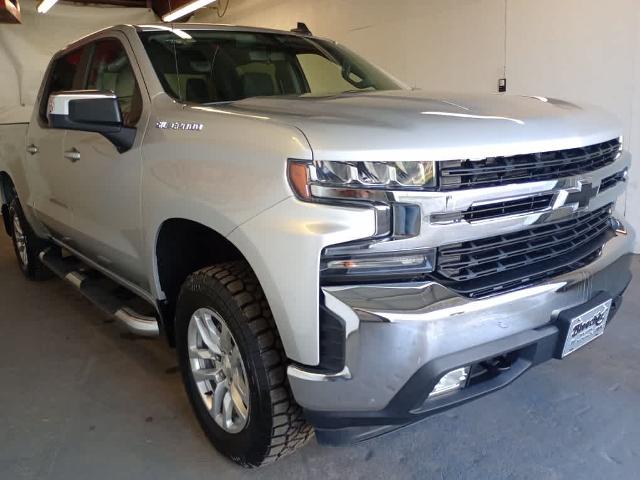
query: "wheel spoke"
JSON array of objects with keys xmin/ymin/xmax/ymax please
[
  {"xmin": 13, "ymin": 218, "xmax": 22, "ymax": 236},
  {"xmin": 12, "ymin": 214, "xmax": 28, "ymax": 266},
  {"xmin": 194, "ymin": 314, "xmax": 223, "ymax": 356},
  {"xmin": 192, "ymin": 367, "xmax": 221, "ymax": 383},
  {"xmin": 219, "ymin": 322, "xmax": 233, "ymax": 354},
  {"xmin": 212, "ymin": 378, "xmax": 229, "ymax": 415},
  {"xmin": 189, "ymin": 346, "xmax": 214, "ymax": 360},
  {"xmin": 229, "ymin": 379, "xmax": 248, "ymax": 421},
  {"xmin": 234, "ymin": 372, "xmax": 249, "ymax": 403},
  {"xmin": 222, "ymin": 391, "xmax": 234, "ymax": 427},
  {"xmin": 230, "ymin": 345, "xmax": 249, "ymax": 402}
]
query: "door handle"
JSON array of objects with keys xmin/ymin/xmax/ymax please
[
  {"xmin": 27, "ymin": 144, "xmax": 39, "ymax": 155},
  {"xmin": 64, "ymin": 148, "xmax": 81, "ymax": 163}
]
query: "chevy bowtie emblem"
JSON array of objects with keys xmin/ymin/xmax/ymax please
[{"xmin": 566, "ymin": 181, "xmax": 599, "ymax": 209}]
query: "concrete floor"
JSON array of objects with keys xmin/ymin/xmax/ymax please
[{"xmin": 0, "ymin": 234, "xmax": 639, "ymax": 480}]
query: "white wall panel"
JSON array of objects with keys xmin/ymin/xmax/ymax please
[
  {"xmin": 194, "ymin": 0, "xmax": 506, "ymax": 92},
  {"xmin": 506, "ymin": 0, "xmax": 639, "ymax": 249}
]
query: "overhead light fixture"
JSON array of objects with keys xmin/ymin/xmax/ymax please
[
  {"xmin": 36, "ymin": 0, "xmax": 58, "ymax": 13},
  {"xmin": 162, "ymin": 0, "xmax": 217, "ymax": 22}
]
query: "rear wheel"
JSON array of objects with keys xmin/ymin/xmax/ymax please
[
  {"xmin": 175, "ymin": 262, "xmax": 313, "ymax": 467},
  {"xmin": 8, "ymin": 197, "xmax": 52, "ymax": 280}
]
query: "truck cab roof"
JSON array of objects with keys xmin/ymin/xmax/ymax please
[{"xmin": 63, "ymin": 22, "xmax": 320, "ymax": 53}]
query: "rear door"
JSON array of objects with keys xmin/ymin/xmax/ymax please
[
  {"xmin": 26, "ymin": 46, "xmax": 88, "ymax": 238},
  {"xmin": 61, "ymin": 35, "xmax": 149, "ymax": 289}
]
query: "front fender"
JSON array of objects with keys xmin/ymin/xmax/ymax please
[{"xmin": 228, "ymin": 197, "xmax": 376, "ymax": 366}]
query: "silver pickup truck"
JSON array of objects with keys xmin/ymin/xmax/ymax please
[{"xmin": 0, "ymin": 23, "xmax": 634, "ymax": 467}]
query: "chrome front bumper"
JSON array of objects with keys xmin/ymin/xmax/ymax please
[{"xmin": 288, "ymin": 221, "xmax": 634, "ymax": 421}]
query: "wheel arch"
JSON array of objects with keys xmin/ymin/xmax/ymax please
[{"xmin": 154, "ymin": 217, "xmax": 264, "ymax": 347}]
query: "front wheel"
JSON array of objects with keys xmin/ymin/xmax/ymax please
[
  {"xmin": 8, "ymin": 198, "xmax": 52, "ymax": 280},
  {"xmin": 175, "ymin": 262, "xmax": 313, "ymax": 467}
]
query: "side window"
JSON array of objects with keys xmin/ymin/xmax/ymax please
[
  {"xmin": 39, "ymin": 46, "xmax": 87, "ymax": 122},
  {"xmin": 86, "ymin": 39, "xmax": 142, "ymax": 127}
]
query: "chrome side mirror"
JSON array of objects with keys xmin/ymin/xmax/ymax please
[{"xmin": 47, "ymin": 90, "xmax": 136, "ymax": 152}]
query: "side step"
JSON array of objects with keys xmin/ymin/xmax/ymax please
[{"xmin": 39, "ymin": 248, "xmax": 160, "ymax": 337}]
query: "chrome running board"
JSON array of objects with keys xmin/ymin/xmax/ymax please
[{"xmin": 39, "ymin": 248, "xmax": 159, "ymax": 337}]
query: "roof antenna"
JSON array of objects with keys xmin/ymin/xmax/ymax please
[{"xmin": 291, "ymin": 22, "xmax": 312, "ymax": 36}]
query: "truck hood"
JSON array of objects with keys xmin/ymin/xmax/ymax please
[{"xmin": 210, "ymin": 90, "xmax": 621, "ymax": 161}]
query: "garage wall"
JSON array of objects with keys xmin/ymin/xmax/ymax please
[
  {"xmin": 196, "ymin": 0, "xmax": 640, "ymax": 252},
  {"xmin": 506, "ymin": 0, "xmax": 639, "ymax": 248},
  {"xmin": 0, "ymin": 0, "xmax": 156, "ymax": 123}
]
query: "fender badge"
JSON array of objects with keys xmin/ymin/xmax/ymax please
[{"xmin": 156, "ymin": 121, "xmax": 204, "ymax": 131}]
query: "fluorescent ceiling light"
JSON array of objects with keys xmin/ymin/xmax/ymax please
[
  {"xmin": 162, "ymin": 0, "xmax": 217, "ymax": 22},
  {"xmin": 138, "ymin": 25, "xmax": 192, "ymax": 39},
  {"xmin": 37, "ymin": 0, "xmax": 58, "ymax": 13}
]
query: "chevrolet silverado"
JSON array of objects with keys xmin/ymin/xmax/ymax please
[{"xmin": 0, "ymin": 23, "xmax": 633, "ymax": 467}]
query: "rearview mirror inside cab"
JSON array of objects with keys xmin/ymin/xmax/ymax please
[{"xmin": 47, "ymin": 90, "xmax": 136, "ymax": 152}]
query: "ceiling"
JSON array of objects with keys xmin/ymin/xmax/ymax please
[{"xmin": 0, "ymin": 0, "xmax": 200, "ymax": 23}]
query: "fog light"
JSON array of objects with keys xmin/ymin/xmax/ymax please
[
  {"xmin": 611, "ymin": 217, "xmax": 627, "ymax": 235},
  {"xmin": 321, "ymin": 249, "xmax": 436, "ymax": 283},
  {"xmin": 429, "ymin": 367, "xmax": 470, "ymax": 398}
]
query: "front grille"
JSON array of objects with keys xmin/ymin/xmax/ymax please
[
  {"xmin": 436, "ymin": 205, "xmax": 614, "ymax": 298},
  {"xmin": 463, "ymin": 194, "xmax": 554, "ymax": 222},
  {"xmin": 439, "ymin": 138, "xmax": 621, "ymax": 190}
]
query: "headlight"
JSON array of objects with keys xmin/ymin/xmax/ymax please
[
  {"xmin": 287, "ymin": 159, "xmax": 437, "ymax": 284},
  {"xmin": 288, "ymin": 160, "xmax": 436, "ymax": 201},
  {"xmin": 394, "ymin": 161, "xmax": 435, "ymax": 186},
  {"xmin": 360, "ymin": 161, "xmax": 391, "ymax": 185},
  {"xmin": 314, "ymin": 160, "xmax": 355, "ymax": 184}
]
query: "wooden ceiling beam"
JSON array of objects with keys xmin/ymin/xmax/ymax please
[
  {"xmin": 0, "ymin": 0, "xmax": 21, "ymax": 23},
  {"xmin": 66, "ymin": 0, "xmax": 148, "ymax": 7}
]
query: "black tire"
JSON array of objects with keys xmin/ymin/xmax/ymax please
[
  {"xmin": 175, "ymin": 261, "xmax": 313, "ymax": 467},
  {"xmin": 8, "ymin": 197, "xmax": 52, "ymax": 281}
]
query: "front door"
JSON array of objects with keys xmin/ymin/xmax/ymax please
[
  {"xmin": 28, "ymin": 46, "xmax": 88, "ymax": 239},
  {"xmin": 61, "ymin": 35, "xmax": 149, "ymax": 290}
]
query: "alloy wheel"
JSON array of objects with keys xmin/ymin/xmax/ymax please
[
  {"xmin": 187, "ymin": 307, "xmax": 250, "ymax": 434},
  {"xmin": 12, "ymin": 212, "xmax": 28, "ymax": 267}
]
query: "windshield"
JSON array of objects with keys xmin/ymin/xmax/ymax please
[{"xmin": 138, "ymin": 29, "xmax": 405, "ymax": 103}]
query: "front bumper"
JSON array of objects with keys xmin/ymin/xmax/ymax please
[{"xmin": 288, "ymin": 223, "xmax": 634, "ymax": 445}]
